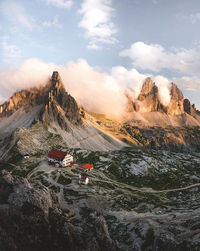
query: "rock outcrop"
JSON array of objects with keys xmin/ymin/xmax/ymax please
[
  {"xmin": 127, "ymin": 77, "xmax": 197, "ymax": 117},
  {"xmin": 0, "ymin": 170, "xmax": 120, "ymax": 251},
  {"xmin": 0, "ymin": 71, "xmax": 84, "ymax": 126},
  {"xmin": 136, "ymin": 77, "xmax": 165, "ymax": 113},
  {"xmin": 167, "ymin": 83, "xmax": 184, "ymax": 115},
  {"xmin": 44, "ymin": 71, "xmax": 84, "ymax": 126},
  {"xmin": 0, "ymin": 86, "xmax": 49, "ymax": 117},
  {"xmin": 122, "ymin": 122, "xmax": 200, "ymax": 151},
  {"xmin": 184, "ymin": 98, "xmax": 196, "ymax": 117}
]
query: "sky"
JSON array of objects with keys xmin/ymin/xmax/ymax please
[{"xmin": 0, "ymin": 0, "xmax": 200, "ymax": 110}]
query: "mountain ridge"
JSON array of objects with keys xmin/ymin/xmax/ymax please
[
  {"xmin": 127, "ymin": 77, "xmax": 198, "ymax": 117},
  {"xmin": 0, "ymin": 71, "xmax": 200, "ymax": 160},
  {"xmin": 0, "ymin": 73, "xmax": 199, "ymax": 123}
]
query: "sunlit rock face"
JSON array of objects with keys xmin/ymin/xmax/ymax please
[
  {"xmin": 0, "ymin": 170, "xmax": 120, "ymax": 251},
  {"xmin": 0, "ymin": 71, "xmax": 84, "ymax": 126},
  {"xmin": 166, "ymin": 83, "xmax": 184, "ymax": 115},
  {"xmin": 44, "ymin": 71, "xmax": 84, "ymax": 126},
  {"xmin": 127, "ymin": 77, "xmax": 166, "ymax": 114},
  {"xmin": 0, "ymin": 88, "xmax": 48, "ymax": 117},
  {"xmin": 137, "ymin": 77, "xmax": 165, "ymax": 113},
  {"xmin": 126, "ymin": 77, "xmax": 193, "ymax": 116},
  {"xmin": 184, "ymin": 98, "xmax": 196, "ymax": 117}
]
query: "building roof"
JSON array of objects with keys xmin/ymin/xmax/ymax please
[
  {"xmin": 80, "ymin": 176, "xmax": 87, "ymax": 181},
  {"xmin": 81, "ymin": 164, "xmax": 94, "ymax": 170},
  {"xmin": 48, "ymin": 149, "xmax": 69, "ymax": 161}
]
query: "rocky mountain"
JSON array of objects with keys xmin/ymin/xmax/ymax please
[
  {"xmin": 0, "ymin": 170, "xmax": 120, "ymax": 251},
  {"xmin": 127, "ymin": 77, "xmax": 198, "ymax": 117},
  {"xmin": 0, "ymin": 71, "xmax": 84, "ymax": 126},
  {"xmin": 0, "ymin": 72, "xmax": 200, "ymax": 250},
  {"xmin": 0, "ymin": 73, "xmax": 200, "ymax": 159},
  {"xmin": 0, "ymin": 72, "xmax": 126, "ymax": 161},
  {"xmin": 184, "ymin": 98, "xmax": 196, "ymax": 117},
  {"xmin": 42, "ymin": 71, "xmax": 84, "ymax": 128}
]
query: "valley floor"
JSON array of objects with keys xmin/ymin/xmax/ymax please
[{"xmin": 1, "ymin": 147, "xmax": 200, "ymax": 250}]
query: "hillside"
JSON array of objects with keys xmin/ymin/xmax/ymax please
[
  {"xmin": 0, "ymin": 72, "xmax": 200, "ymax": 250},
  {"xmin": 1, "ymin": 72, "xmax": 200, "ymax": 160},
  {"xmin": 0, "ymin": 72, "xmax": 127, "ymax": 161},
  {"xmin": 1, "ymin": 145, "xmax": 200, "ymax": 250}
]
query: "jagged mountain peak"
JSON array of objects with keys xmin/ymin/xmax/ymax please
[
  {"xmin": 138, "ymin": 77, "xmax": 158, "ymax": 102},
  {"xmin": 140, "ymin": 77, "xmax": 156, "ymax": 95},
  {"xmin": 0, "ymin": 71, "xmax": 84, "ymax": 126},
  {"xmin": 50, "ymin": 71, "xmax": 66, "ymax": 94},
  {"xmin": 170, "ymin": 83, "xmax": 183, "ymax": 101},
  {"xmin": 127, "ymin": 77, "xmax": 198, "ymax": 117}
]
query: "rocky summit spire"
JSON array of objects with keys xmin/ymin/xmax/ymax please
[
  {"xmin": 44, "ymin": 71, "xmax": 84, "ymax": 126},
  {"xmin": 133, "ymin": 77, "xmax": 163, "ymax": 113},
  {"xmin": 126, "ymin": 77, "xmax": 190, "ymax": 115},
  {"xmin": 138, "ymin": 77, "xmax": 157, "ymax": 99},
  {"xmin": 166, "ymin": 83, "xmax": 184, "ymax": 115},
  {"xmin": 51, "ymin": 71, "xmax": 66, "ymax": 96}
]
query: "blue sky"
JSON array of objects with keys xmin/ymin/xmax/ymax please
[{"xmin": 0, "ymin": 0, "xmax": 200, "ymax": 109}]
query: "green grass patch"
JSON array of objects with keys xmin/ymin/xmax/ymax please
[{"xmin": 57, "ymin": 175, "xmax": 71, "ymax": 185}]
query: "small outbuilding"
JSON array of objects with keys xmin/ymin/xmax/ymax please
[
  {"xmin": 23, "ymin": 152, "xmax": 30, "ymax": 159},
  {"xmin": 48, "ymin": 149, "xmax": 73, "ymax": 167},
  {"xmin": 78, "ymin": 174, "xmax": 89, "ymax": 185},
  {"xmin": 77, "ymin": 163, "xmax": 94, "ymax": 172}
]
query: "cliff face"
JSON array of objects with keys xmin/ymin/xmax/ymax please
[
  {"xmin": 0, "ymin": 86, "xmax": 49, "ymax": 117},
  {"xmin": 166, "ymin": 83, "xmax": 184, "ymax": 115},
  {"xmin": 0, "ymin": 170, "xmax": 120, "ymax": 251},
  {"xmin": 43, "ymin": 71, "xmax": 84, "ymax": 126},
  {"xmin": 127, "ymin": 77, "xmax": 197, "ymax": 117},
  {"xmin": 184, "ymin": 98, "xmax": 196, "ymax": 117},
  {"xmin": 0, "ymin": 71, "xmax": 84, "ymax": 126},
  {"xmin": 137, "ymin": 77, "xmax": 165, "ymax": 113}
]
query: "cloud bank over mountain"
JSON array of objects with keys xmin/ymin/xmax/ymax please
[{"xmin": 0, "ymin": 57, "xmax": 185, "ymax": 118}]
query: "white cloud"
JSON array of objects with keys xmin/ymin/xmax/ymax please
[
  {"xmin": 42, "ymin": 16, "xmax": 62, "ymax": 28},
  {"xmin": 1, "ymin": 58, "xmax": 199, "ymax": 116},
  {"xmin": 110, "ymin": 66, "xmax": 147, "ymax": 100},
  {"xmin": 87, "ymin": 43, "xmax": 102, "ymax": 50},
  {"xmin": 0, "ymin": 58, "xmax": 147, "ymax": 118},
  {"xmin": 153, "ymin": 75, "xmax": 171, "ymax": 106},
  {"xmin": 190, "ymin": 13, "xmax": 200, "ymax": 24},
  {"xmin": 42, "ymin": 0, "xmax": 73, "ymax": 8},
  {"xmin": 0, "ymin": 58, "xmax": 125, "ymax": 118},
  {"xmin": 0, "ymin": 1, "xmax": 35, "ymax": 28},
  {"xmin": 120, "ymin": 41, "xmax": 200, "ymax": 76},
  {"xmin": 78, "ymin": 0, "xmax": 118, "ymax": 49},
  {"xmin": 1, "ymin": 41, "xmax": 21, "ymax": 63}
]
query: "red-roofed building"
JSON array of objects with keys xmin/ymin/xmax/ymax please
[
  {"xmin": 77, "ymin": 163, "xmax": 94, "ymax": 172},
  {"xmin": 78, "ymin": 174, "xmax": 89, "ymax": 185},
  {"xmin": 48, "ymin": 149, "xmax": 73, "ymax": 167},
  {"xmin": 82, "ymin": 164, "xmax": 94, "ymax": 170}
]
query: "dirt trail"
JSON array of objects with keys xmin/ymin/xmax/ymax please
[
  {"xmin": 89, "ymin": 169, "xmax": 200, "ymax": 195},
  {"xmin": 27, "ymin": 160, "xmax": 200, "ymax": 197},
  {"xmin": 143, "ymin": 182, "xmax": 200, "ymax": 194}
]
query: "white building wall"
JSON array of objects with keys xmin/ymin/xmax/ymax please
[
  {"xmin": 62, "ymin": 154, "xmax": 73, "ymax": 167},
  {"xmin": 48, "ymin": 154, "xmax": 73, "ymax": 167}
]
